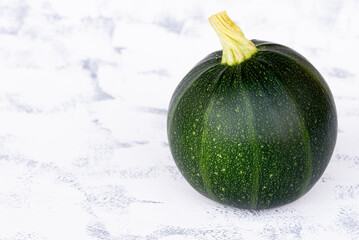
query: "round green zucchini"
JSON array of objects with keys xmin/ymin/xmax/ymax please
[{"xmin": 167, "ymin": 11, "xmax": 337, "ymax": 209}]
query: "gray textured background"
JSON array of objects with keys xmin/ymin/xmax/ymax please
[{"xmin": 0, "ymin": 0, "xmax": 358, "ymax": 239}]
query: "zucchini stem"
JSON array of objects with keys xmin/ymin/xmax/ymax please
[{"xmin": 209, "ymin": 11, "xmax": 257, "ymax": 65}]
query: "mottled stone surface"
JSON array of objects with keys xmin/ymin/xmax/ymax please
[{"xmin": 0, "ymin": 0, "xmax": 358, "ymax": 239}]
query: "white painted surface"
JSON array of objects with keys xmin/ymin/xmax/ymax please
[{"xmin": 0, "ymin": 0, "xmax": 358, "ymax": 239}]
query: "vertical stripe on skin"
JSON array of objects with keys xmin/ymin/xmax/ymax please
[
  {"xmin": 199, "ymin": 66, "xmax": 229, "ymax": 200},
  {"xmin": 256, "ymin": 58, "xmax": 313, "ymax": 195},
  {"xmin": 239, "ymin": 65, "xmax": 261, "ymax": 209}
]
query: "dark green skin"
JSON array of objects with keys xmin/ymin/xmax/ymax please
[{"xmin": 167, "ymin": 40, "xmax": 337, "ymax": 209}]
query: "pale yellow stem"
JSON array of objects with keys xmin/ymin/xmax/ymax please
[{"xmin": 209, "ymin": 11, "xmax": 257, "ymax": 65}]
